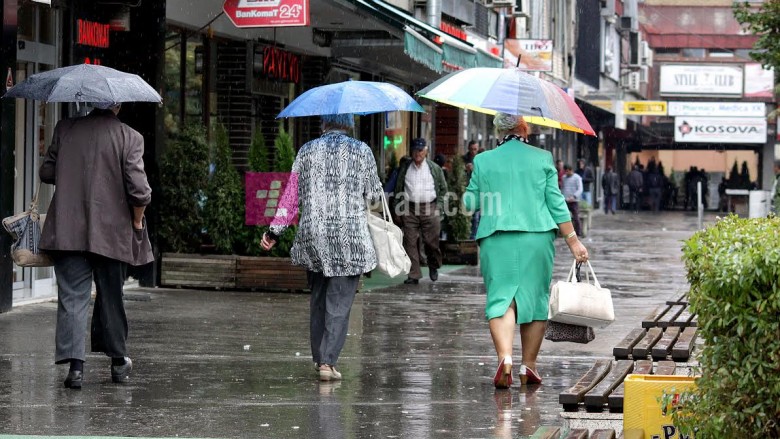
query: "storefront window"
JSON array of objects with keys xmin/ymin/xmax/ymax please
[{"xmin": 163, "ymin": 29, "xmax": 204, "ymax": 135}]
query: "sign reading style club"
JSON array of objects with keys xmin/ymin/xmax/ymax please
[
  {"xmin": 674, "ymin": 117, "xmax": 767, "ymax": 144},
  {"xmin": 660, "ymin": 64, "xmax": 743, "ymax": 96},
  {"xmin": 223, "ymin": 0, "xmax": 310, "ymax": 28}
]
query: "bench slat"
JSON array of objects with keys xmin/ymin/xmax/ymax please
[
  {"xmin": 666, "ymin": 291, "xmax": 689, "ymax": 305},
  {"xmin": 608, "ymin": 360, "xmax": 652, "ymax": 413},
  {"xmin": 651, "ymin": 327, "xmax": 681, "ymax": 361},
  {"xmin": 584, "ymin": 360, "xmax": 634, "ymax": 412},
  {"xmin": 642, "ymin": 305, "xmax": 670, "ymax": 328},
  {"xmin": 632, "ymin": 327, "xmax": 663, "ymax": 359},
  {"xmin": 530, "ymin": 426, "xmax": 561, "ymax": 439},
  {"xmin": 657, "ymin": 304, "xmax": 685, "ymax": 328},
  {"xmin": 591, "ymin": 429, "xmax": 617, "ymax": 439},
  {"xmin": 559, "ymin": 359, "xmax": 612, "ymax": 409},
  {"xmin": 671, "ymin": 308, "xmax": 694, "ymax": 327},
  {"xmin": 671, "ymin": 326, "xmax": 698, "ymax": 361},
  {"xmin": 613, "ymin": 328, "xmax": 645, "ymax": 359},
  {"xmin": 654, "ymin": 360, "xmax": 677, "ymax": 375},
  {"xmin": 562, "ymin": 429, "xmax": 589, "ymax": 439}
]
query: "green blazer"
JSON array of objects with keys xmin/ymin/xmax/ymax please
[{"xmin": 463, "ymin": 139, "xmax": 571, "ymax": 240}]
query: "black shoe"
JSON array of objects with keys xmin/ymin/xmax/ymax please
[
  {"xmin": 111, "ymin": 357, "xmax": 133, "ymax": 383},
  {"xmin": 429, "ymin": 268, "xmax": 438, "ymax": 281},
  {"xmin": 403, "ymin": 278, "xmax": 419, "ymax": 285},
  {"xmin": 64, "ymin": 370, "xmax": 83, "ymax": 389}
]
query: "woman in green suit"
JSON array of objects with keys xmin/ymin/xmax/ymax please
[{"xmin": 464, "ymin": 113, "xmax": 589, "ymax": 389}]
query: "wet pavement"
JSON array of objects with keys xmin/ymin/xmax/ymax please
[{"xmin": 0, "ymin": 210, "xmax": 719, "ymax": 439}]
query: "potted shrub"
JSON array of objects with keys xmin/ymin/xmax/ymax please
[
  {"xmin": 441, "ymin": 155, "xmax": 478, "ymax": 265},
  {"xmin": 236, "ymin": 127, "xmax": 308, "ymax": 291},
  {"xmin": 159, "ymin": 122, "xmax": 239, "ymax": 288},
  {"xmin": 674, "ymin": 214, "xmax": 780, "ymax": 437}
]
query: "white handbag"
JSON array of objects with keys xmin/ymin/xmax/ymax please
[
  {"xmin": 549, "ymin": 260, "xmax": 614, "ymax": 328},
  {"xmin": 367, "ymin": 192, "xmax": 411, "ymax": 278}
]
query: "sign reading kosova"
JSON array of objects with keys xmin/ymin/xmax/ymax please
[
  {"xmin": 223, "ymin": 0, "xmax": 310, "ymax": 28},
  {"xmin": 674, "ymin": 117, "xmax": 766, "ymax": 144}
]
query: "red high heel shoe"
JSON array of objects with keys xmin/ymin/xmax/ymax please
[
  {"xmin": 519, "ymin": 364, "xmax": 542, "ymax": 385},
  {"xmin": 493, "ymin": 356, "xmax": 513, "ymax": 389}
]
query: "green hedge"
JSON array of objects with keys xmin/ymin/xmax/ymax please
[{"xmin": 677, "ymin": 214, "xmax": 780, "ymax": 437}]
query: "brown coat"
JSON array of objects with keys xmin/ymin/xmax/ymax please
[{"xmin": 39, "ymin": 110, "xmax": 153, "ymax": 266}]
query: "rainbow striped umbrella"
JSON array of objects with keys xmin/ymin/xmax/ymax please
[{"xmin": 417, "ymin": 67, "xmax": 595, "ymax": 136}]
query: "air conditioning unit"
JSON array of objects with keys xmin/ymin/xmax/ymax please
[
  {"xmin": 489, "ymin": 0, "xmax": 514, "ymax": 7},
  {"xmin": 620, "ymin": 16, "xmax": 636, "ymax": 31},
  {"xmin": 622, "ymin": 71, "xmax": 641, "ymax": 91},
  {"xmin": 639, "ymin": 66, "xmax": 649, "ymax": 83},
  {"xmin": 512, "ymin": 0, "xmax": 530, "ymax": 17},
  {"xmin": 640, "ymin": 41, "xmax": 653, "ymax": 67}
]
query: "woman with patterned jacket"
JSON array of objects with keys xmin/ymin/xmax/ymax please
[{"xmin": 261, "ymin": 113, "xmax": 382, "ymax": 382}]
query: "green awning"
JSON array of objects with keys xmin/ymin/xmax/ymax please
[
  {"xmin": 476, "ymin": 48, "xmax": 503, "ymax": 68},
  {"xmin": 404, "ymin": 27, "xmax": 443, "ymax": 73},
  {"xmin": 442, "ymin": 42, "xmax": 476, "ymax": 70}
]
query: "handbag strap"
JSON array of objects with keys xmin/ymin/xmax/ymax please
[
  {"xmin": 368, "ymin": 192, "xmax": 392, "ymax": 224},
  {"xmin": 566, "ymin": 260, "xmax": 578, "ymax": 282},
  {"xmin": 583, "ymin": 261, "xmax": 601, "ymax": 288},
  {"xmin": 28, "ymin": 182, "xmax": 42, "ymax": 213}
]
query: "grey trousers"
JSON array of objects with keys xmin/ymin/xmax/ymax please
[
  {"xmin": 53, "ymin": 252, "xmax": 128, "ymax": 364},
  {"xmin": 308, "ymin": 271, "xmax": 360, "ymax": 366}
]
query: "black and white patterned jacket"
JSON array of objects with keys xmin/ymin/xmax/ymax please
[{"xmin": 270, "ymin": 131, "xmax": 382, "ymax": 277}]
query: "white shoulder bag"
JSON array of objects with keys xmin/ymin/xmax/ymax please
[
  {"xmin": 367, "ymin": 192, "xmax": 411, "ymax": 278},
  {"xmin": 549, "ymin": 260, "xmax": 614, "ymax": 328}
]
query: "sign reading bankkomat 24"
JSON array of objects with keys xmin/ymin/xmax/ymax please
[
  {"xmin": 623, "ymin": 101, "xmax": 667, "ymax": 116},
  {"xmin": 223, "ymin": 0, "xmax": 310, "ymax": 28}
]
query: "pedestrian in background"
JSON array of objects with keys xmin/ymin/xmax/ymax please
[
  {"xmin": 561, "ymin": 164, "xmax": 583, "ymax": 236},
  {"xmin": 39, "ymin": 103, "xmax": 153, "ymax": 389},
  {"xmin": 771, "ymin": 160, "xmax": 780, "ymax": 215},
  {"xmin": 463, "ymin": 140, "xmax": 482, "ymax": 240},
  {"xmin": 262, "ymin": 113, "xmax": 382, "ymax": 382},
  {"xmin": 575, "ymin": 159, "xmax": 594, "ymax": 206},
  {"xmin": 463, "ymin": 113, "xmax": 589, "ymax": 389},
  {"xmin": 646, "ymin": 162, "xmax": 663, "ymax": 212},
  {"xmin": 555, "ymin": 159, "xmax": 564, "ymax": 189},
  {"xmin": 627, "ymin": 164, "xmax": 644, "ymax": 213},
  {"xmin": 393, "ymin": 138, "xmax": 447, "ymax": 285},
  {"xmin": 601, "ymin": 166, "xmax": 619, "ymax": 214}
]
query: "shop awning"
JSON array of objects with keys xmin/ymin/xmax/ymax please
[
  {"xmin": 404, "ymin": 27, "xmax": 443, "ymax": 73},
  {"xmin": 476, "ymin": 48, "xmax": 503, "ymax": 69},
  {"xmin": 350, "ymin": 0, "xmax": 487, "ymax": 71}
]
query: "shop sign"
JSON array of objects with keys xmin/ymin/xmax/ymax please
[
  {"xmin": 674, "ymin": 117, "xmax": 766, "ymax": 144},
  {"xmin": 503, "ymin": 39, "xmax": 553, "ymax": 72},
  {"xmin": 223, "ymin": 0, "xmax": 310, "ymax": 28},
  {"xmin": 261, "ymin": 46, "xmax": 300, "ymax": 84},
  {"xmin": 659, "ymin": 64, "xmax": 743, "ymax": 96},
  {"xmin": 743, "ymin": 63, "xmax": 775, "ymax": 98},
  {"xmin": 668, "ymin": 101, "xmax": 765, "ymax": 118},
  {"xmin": 77, "ymin": 19, "xmax": 110, "ymax": 49},
  {"xmin": 623, "ymin": 101, "xmax": 667, "ymax": 116}
]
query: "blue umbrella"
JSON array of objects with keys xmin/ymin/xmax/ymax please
[
  {"xmin": 277, "ymin": 80, "xmax": 424, "ymax": 118},
  {"xmin": 3, "ymin": 64, "xmax": 161, "ymax": 104}
]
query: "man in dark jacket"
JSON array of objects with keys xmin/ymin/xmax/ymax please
[
  {"xmin": 627, "ymin": 165, "xmax": 644, "ymax": 213},
  {"xmin": 393, "ymin": 138, "xmax": 448, "ymax": 284},
  {"xmin": 576, "ymin": 159, "xmax": 595, "ymax": 206},
  {"xmin": 40, "ymin": 103, "xmax": 152, "ymax": 389},
  {"xmin": 601, "ymin": 166, "xmax": 620, "ymax": 214}
]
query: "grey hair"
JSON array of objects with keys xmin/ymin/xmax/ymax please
[
  {"xmin": 321, "ymin": 113, "xmax": 355, "ymax": 130},
  {"xmin": 494, "ymin": 112, "xmax": 519, "ymax": 132},
  {"xmin": 92, "ymin": 102, "xmax": 121, "ymax": 110},
  {"xmin": 493, "ymin": 112, "xmax": 529, "ymax": 138}
]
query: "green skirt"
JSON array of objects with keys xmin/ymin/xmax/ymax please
[{"xmin": 479, "ymin": 230, "xmax": 556, "ymax": 324}]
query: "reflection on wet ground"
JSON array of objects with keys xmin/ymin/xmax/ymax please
[{"xmin": 0, "ymin": 211, "xmax": 713, "ymax": 438}]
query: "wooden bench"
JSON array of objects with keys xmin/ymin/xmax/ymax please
[
  {"xmin": 613, "ymin": 326, "xmax": 698, "ymax": 362},
  {"xmin": 561, "ymin": 359, "xmax": 681, "ymax": 414},
  {"xmin": 528, "ymin": 427, "xmax": 619, "ymax": 439}
]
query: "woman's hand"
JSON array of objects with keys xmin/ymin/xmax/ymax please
[
  {"xmin": 566, "ymin": 237, "xmax": 589, "ymax": 263},
  {"xmin": 261, "ymin": 233, "xmax": 277, "ymax": 251}
]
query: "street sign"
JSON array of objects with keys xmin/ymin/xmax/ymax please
[
  {"xmin": 223, "ymin": 0, "xmax": 310, "ymax": 28},
  {"xmin": 623, "ymin": 101, "xmax": 667, "ymax": 116}
]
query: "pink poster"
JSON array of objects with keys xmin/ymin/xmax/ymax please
[{"xmin": 245, "ymin": 172, "xmax": 296, "ymax": 226}]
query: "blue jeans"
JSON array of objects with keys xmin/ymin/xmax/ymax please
[{"xmin": 582, "ymin": 191, "xmax": 592, "ymax": 206}]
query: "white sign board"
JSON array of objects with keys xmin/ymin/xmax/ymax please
[
  {"xmin": 668, "ymin": 101, "xmax": 766, "ymax": 117},
  {"xmin": 675, "ymin": 117, "xmax": 767, "ymax": 144},
  {"xmin": 660, "ymin": 65, "xmax": 743, "ymax": 96}
]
